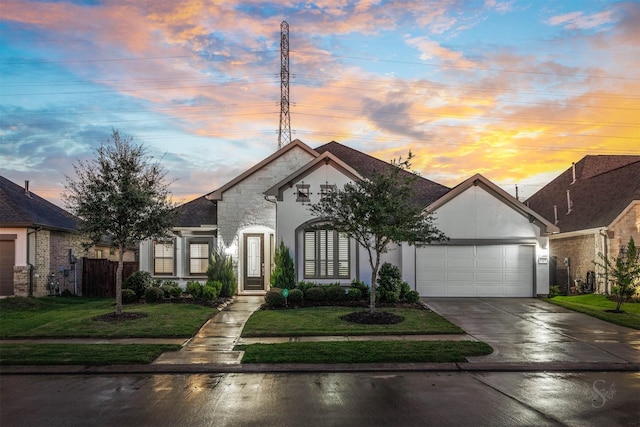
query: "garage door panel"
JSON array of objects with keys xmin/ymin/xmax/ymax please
[{"xmin": 417, "ymin": 245, "xmax": 533, "ymax": 297}]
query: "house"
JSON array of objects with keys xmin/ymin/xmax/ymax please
[
  {"xmin": 139, "ymin": 140, "xmax": 557, "ymax": 297},
  {"xmin": 0, "ymin": 176, "xmax": 84, "ymax": 297},
  {"xmin": 526, "ymin": 155, "xmax": 640, "ymax": 294}
]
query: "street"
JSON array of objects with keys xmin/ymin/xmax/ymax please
[{"xmin": 2, "ymin": 371, "xmax": 638, "ymax": 426}]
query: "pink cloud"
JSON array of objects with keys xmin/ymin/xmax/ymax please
[{"xmin": 546, "ymin": 10, "xmax": 614, "ymax": 30}]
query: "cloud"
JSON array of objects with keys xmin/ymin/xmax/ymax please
[
  {"xmin": 546, "ymin": 10, "xmax": 614, "ymax": 30},
  {"xmin": 404, "ymin": 36, "xmax": 476, "ymax": 67}
]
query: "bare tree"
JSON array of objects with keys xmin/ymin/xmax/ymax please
[{"xmin": 64, "ymin": 129, "xmax": 175, "ymax": 315}]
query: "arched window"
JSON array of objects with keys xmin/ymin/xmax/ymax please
[{"xmin": 303, "ymin": 229, "xmax": 349, "ymax": 279}]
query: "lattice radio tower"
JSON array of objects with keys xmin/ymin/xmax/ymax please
[{"xmin": 278, "ymin": 21, "xmax": 291, "ymax": 149}]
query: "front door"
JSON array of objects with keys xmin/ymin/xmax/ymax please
[{"xmin": 244, "ymin": 234, "xmax": 264, "ymax": 291}]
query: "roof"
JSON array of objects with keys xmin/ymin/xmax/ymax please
[
  {"xmin": 173, "ymin": 195, "xmax": 217, "ymax": 228},
  {"xmin": 0, "ymin": 176, "xmax": 78, "ymax": 232},
  {"xmin": 205, "ymin": 139, "xmax": 318, "ymax": 201},
  {"xmin": 265, "ymin": 152, "xmax": 363, "ymax": 200},
  {"xmin": 525, "ymin": 155, "xmax": 640, "ymax": 233},
  {"xmin": 427, "ymin": 173, "xmax": 559, "ymax": 235},
  {"xmin": 315, "ymin": 141, "xmax": 450, "ymax": 207}
]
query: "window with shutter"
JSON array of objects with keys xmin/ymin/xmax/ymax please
[
  {"xmin": 303, "ymin": 229, "xmax": 350, "ymax": 279},
  {"xmin": 154, "ymin": 241, "xmax": 174, "ymax": 275}
]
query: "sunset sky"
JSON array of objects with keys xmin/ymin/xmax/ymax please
[{"xmin": 1, "ymin": 0, "xmax": 639, "ymax": 207}]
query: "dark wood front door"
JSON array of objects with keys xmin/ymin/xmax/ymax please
[
  {"xmin": 0, "ymin": 240, "xmax": 15, "ymax": 296},
  {"xmin": 244, "ymin": 234, "xmax": 264, "ymax": 291}
]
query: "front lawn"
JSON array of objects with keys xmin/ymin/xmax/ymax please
[
  {"xmin": 236, "ymin": 341, "xmax": 492, "ymax": 363},
  {"xmin": 544, "ymin": 294, "xmax": 640, "ymax": 329},
  {"xmin": 0, "ymin": 343, "xmax": 181, "ymax": 365},
  {"xmin": 0, "ymin": 296, "xmax": 218, "ymax": 338},
  {"xmin": 241, "ymin": 306, "xmax": 464, "ymax": 337}
]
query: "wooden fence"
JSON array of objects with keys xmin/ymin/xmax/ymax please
[{"xmin": 82, "ymin": 258, "xmax": 139, "ymax": 297}]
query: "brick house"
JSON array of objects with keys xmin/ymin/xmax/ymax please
[
  {"xmin": 0, "ymin": 176, "xmax": 85, "ymax": 297},
  {"xmin": 140, "ymin": 140, "xmax": 557, "ymax": 297},
  {"xmin": 526, "ymin": 156, "xmax": 640, "ymax": 294}
]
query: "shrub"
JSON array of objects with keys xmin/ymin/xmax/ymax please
[
  {"xmin": 347, "ymin": 287, "xmax": 362, "ymax": 301},
  {"xmin": 548, "ymin": 285, "xmax": 562, "ymax": 298},
  {"xmin": 160, "ymin": 284, "xmax": 175, "ymax": 298},
  {"xmin": 271, "ymin": 241, "xmax": 296, "ymax": 289},
  {"xmin": 144, "ymin": 286, "xmax": 165, "ymax": 303},
  {"xmin": 287, "ymin": 288, "xmax": 304, "ymax": 306},
  {"xmin": 123, "ymin": 271, "xmax": 153, "ymax": 299},
  {"xmin": 185, "ymin": 281, "xmax": 203, "ymax": 298},
  {"xmin": 205, "ymin": 280, "xmax": 223, "ymax": 299},
  {"xmin": 377, "ymin": 263, "xmax": 405, "ymax": 302},
  {"xmin": 304, "ymin": 286, "xmax": 326, "ymax": 303},
  {"xmin": 399, "ymin": 281, "xmax": 411, "ymax": 299},
  {"xmin": 201, "ymin": 285, "xmax": 217, "ymax": 301},
  {"xmin": 121, "ymin": 288, "xmax": 138, "ymax": 304},
  {"xmin": 405, "ymin": 290, "xmax": 420, "ymax": 303},
  {"xmin": 207, "ymin": 247, "xmax": 237, "ymax": 297},
  {"xmin": 350, "ymin": 280, "xmax": 369, "ymax": 301},
  {"xmin": 296, "ymin": 281, "xmax": 316, "ymax": 294},
  {"xmin": 169, "ymin": 285, "xmax": 183, "ymax": 298},
  {"xmin": 324, "ymin": 284, "xmax": 345, "ymax": 302},
  {"xmin": 265, "ymin": 289, "xmax": 286, "ymax": 308},
  {"xmin": 384, "ymin": 291, "xmax": 399, "ymax": 303}
]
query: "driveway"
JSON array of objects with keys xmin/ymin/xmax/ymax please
[{"xmin": 423, "ymin": 298, "xmax": 640, "ymax": 365}]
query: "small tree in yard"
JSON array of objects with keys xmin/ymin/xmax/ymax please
[
  {"xmin": 309, "ymin": 152, "xmax": 446, "ymax": 313},
  {"xmin": 207, "ymin": 247, "xmax": 237, "ymax": 297},
  {"xmin": 271, "ymin": 241, "xmax": 295, "ymax": 289},
  {"xmin": 596, "ymin": 237, "xmax": 640, "ymax": 312},
  {"xmin": 64, "ymin": 129, "xmax": 175, "ymax": 315}
]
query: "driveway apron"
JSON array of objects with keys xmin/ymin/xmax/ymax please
[{"xmin": 423, "ymin": 298, "xmax": 640, "ymax": 365}]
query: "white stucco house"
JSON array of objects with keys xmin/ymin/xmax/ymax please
[{"xmin": 139, "ymin": 139, "xmax": 558, "ymax": 297}]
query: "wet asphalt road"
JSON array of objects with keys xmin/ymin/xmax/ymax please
[{"xmin": 2, "ymin": 371, "xmax": 639, "ymax": 426}]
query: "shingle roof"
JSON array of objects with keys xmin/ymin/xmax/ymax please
[
  {"xmin": 525, "ymin": 156, "xmax": 640, "ymax": 233},
  {"xmin": 315, "ymin": 141, "xmax": 450, "ymax": 207},
  {"xmin": 0, "ymin": 176, "xmax": 78, "ymax": 231},
  {"xmin": 174, "ymin": 195, "xmax": 217, "ymax": 227}
]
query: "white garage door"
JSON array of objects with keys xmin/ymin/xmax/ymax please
[{"xmin": 416, "ymin": 245, "xmax": 534, "ymax": 297}]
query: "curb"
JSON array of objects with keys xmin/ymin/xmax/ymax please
[{"xmin": 2, "ymin": 362, "xmax": 639, "ymax": 375}]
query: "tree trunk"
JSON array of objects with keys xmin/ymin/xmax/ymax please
[{"xmin": 115, "ymin": 245, "xmax": 124, "ymax": 315}]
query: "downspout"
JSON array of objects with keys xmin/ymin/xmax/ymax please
[{"xmin": 599, "ymin": 229, "xmax": 609, "ymax": 294}]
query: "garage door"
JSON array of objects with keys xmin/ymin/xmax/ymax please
[
  {"xmin": 416, "ymin": 245, "xmax": 533, "ymax": 297},
  {"xmin": 0, "ymin": 240, "xmax": 15, "ymax": 296}
]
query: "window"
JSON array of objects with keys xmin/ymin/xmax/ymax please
[
  {"xmin": 154, "ymin": 241, "xmax": 174, "ymax": 275},
  {"xmin": 320, "ymin": 184, "xmax": 336, "ymax": 200},
  {"xmin": 296, "ymin": 183, "xmax": 310, "ymax": 202},
  {"xmin": 189, "ymin": 241, "xmax": 209, "ymax": 275},
  {"xmin": 304, "ymin": 229, "xmax": 350, "ymax": 279}
]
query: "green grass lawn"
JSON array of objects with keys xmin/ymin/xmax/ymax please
[
  {"xmin": 0, "ymin": 343, "xmax": 181, "ymax": 365},
  {"xmin": 241, "ymin": 306, "xmax": 464, "ymax": 337},
  {"xmin": 235, "ymin": 341, "xmax": 492, "ymax": 363},
  {"xmin": 0, "ymin": 296, "xmax": 218, "ymax": 338},
  {"xmin": 544, "ymin": 294, "xmax": 640, "ymax": 330}
]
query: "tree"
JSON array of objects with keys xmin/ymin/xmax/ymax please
[
  {"xmin": 596, "ymin": 237, "xmax": 640, "ymax": 312},
  {"xmin": 207, "ymin": 246, "xmax": 237, "ymax": 297},
  {"xmin": 64, "ymin": 129, "xmax": 176, "ymax": 315},
  {"xmin": 309, "ymin": 152, "xmax": 446, "ymax": 312},
  {"xmin": 271, "ymin": 241, "xmax": 295, "ymax": 289}
]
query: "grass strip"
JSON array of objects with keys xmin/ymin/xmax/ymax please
[
  {"xmin": 235, "ymin": 341, "xmax": 492, "ymax": 364},
  {"xmin": 242, "ymin": 307, "xmax": 463, "ymax": 337},
  {"xmin": 0, "ymin": 343, "xmax": 182, "ymax": 365},
  {"xmin": 0, "ymin": 297, "xmax": 217, "ymax": 338},
  {"xmin": 544, "ymin": 295, "xmax": 639, "ymax": 330}
]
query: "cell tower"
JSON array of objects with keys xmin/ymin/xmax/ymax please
[{"xmin": 278, "ymin": 21, "xmax": 291, "ymax": 149}]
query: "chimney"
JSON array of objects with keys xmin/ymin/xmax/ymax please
[
  {"xmin": 571, "ymin": 162, "xmax": 576, "ymax": 184},
  {"xmin": 566, "ymin": 189, "xmax": 573, "ymax": 214},
  {"xmin": 24, "ymin": 180, "xmax": 31, "ymax": 197}
]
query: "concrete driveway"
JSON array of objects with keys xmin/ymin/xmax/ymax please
[{"xmin": 423, "ymin": 298, "xmax": 640, "ymax": 366}]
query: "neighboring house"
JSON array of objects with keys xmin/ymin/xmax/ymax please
[
  {"xmin": 140, "ymin": 140, "xmax": 557, "ymax": 297},
  {"xmin": 0, "ymin": 176, "xmax": 84, "ymax": 297},
  {"xmin": 526, "ymin": 155, "xmax": 640, "ymax": 294}
]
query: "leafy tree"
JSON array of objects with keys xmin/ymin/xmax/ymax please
[
  {"xmin": 309, "ymin": 152, "xmax": 446, "ymax": 312},
  {"xmin": 64, "ymin": 129, "xmax": 175, "ymax": 315},
  {"xmin": 596, "ymin": 237, "xmax": 640, "ymax": 312},
  {"xmin": 271, "ymin": 241, "xmax": 295, "ymax": 289}
]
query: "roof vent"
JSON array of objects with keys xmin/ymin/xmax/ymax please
[
  {"xmin": 566, "ymin": 189, "xmax": 573, "ymax": 214},
  {"xmin": 24, "ymin": 180, "xmax": 31, "ymax": 198},
  {"xmin": 571, "ymin": 162, "xmax": 576, "ymax": 184},
  {"xmin": 554, "ymin": 205, "xmax": 558, "ymax": 225}
]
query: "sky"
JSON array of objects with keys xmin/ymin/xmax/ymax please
[{"xmin": 1, "ymin": 0, "xmax": 639, "ymax": 208}]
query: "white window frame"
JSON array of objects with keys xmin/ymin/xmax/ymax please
[{"xmin": 153, "ymin": 241, "xmax": 175, "ymax": 276}]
